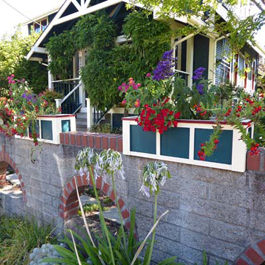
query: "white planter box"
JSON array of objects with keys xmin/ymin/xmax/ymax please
[
  {"xmin": 16, "ymin": 114, "xmax": 76, "ymax": 145},
  {"xmin": 123, "ymin": 117, "xmax": 254, "ymax": 172}
]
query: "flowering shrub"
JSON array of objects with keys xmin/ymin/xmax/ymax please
[
  {"xmin": 0, "ymin": 75, "xmax": 60, "ymax": 145},
  {"xmin": 119, "ymin": 50, "xmax": 265, "ymax": 160}
]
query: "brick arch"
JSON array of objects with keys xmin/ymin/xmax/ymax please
[
  {"xmin": 236, "ymin": 239, "xmax": 265, "ymax": 265},
  {"xmin": 0, "ymin": 144, "xmax": 27, "ymax": 202},
  {"xmin": 59, "ymin": 174, "xmax": 130, "ymax": 229}
]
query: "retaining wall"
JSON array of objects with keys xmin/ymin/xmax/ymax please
[{"xmin": 1, "ymin": 133, "xmax": 265, "ymax": 264}]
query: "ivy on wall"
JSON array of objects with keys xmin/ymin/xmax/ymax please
[{"xmin": 45, "ymin": 10, "xmax": 172, "ymax": 110}]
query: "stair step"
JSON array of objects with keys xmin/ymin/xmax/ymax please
[
  {"xmin": 77, "ymin": 112, "xmax": 87, "ymax": 119},
  {"xmin": 76, "ymin": 119, "xmax": 87, "ymax": 126}
]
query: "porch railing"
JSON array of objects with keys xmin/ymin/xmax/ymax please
[
  {"xmin": 53, "ymin": 78, "xmax": 82, "ymax": 114},
  {"xmin": 175, "ymin": 69, "xmax": 190, "ymax": 85}
]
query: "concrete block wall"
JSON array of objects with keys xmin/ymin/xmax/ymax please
[{"xmin": 1, "ymin": 133, "xmax": 265, "ymax": 264}]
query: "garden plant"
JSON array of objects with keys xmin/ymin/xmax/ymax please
[
  {"xmin": 44, "ymin": 148, "xmax": 177, "ymax": 265},
  {"xmin": 0, "ymin": 75, "xmax": 62, "ymax": 146},
  {"xmin": 119, "ymin": 50, "xmax": 265, "ymax": 160}
]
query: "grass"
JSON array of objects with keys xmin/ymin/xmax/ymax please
[{"xmin": 0, "ymin": 215, "xmax": 56, "ymax": 265}]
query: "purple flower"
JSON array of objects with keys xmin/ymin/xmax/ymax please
[
  {"xmin": 22, "ymin": 93, "xmax": 27, "ymax": 99},
  {"xmin": 197, "ymin": 83, "xmax": 204, "ymax": 95},
  {"xmin": 21, "ymin": 111, "xmax": 24, "ymax": 115},
  {"xmin": 153, "ymin": 50, "xmax": 176, "ymax": 81},
  {"xmin": 193, "ymin": 67, "xmax": 206, "ymax": 80}
]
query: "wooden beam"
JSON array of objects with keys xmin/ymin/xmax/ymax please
[
  {"xmin": 55, "ymin": 0, "xmax": 122, "ymax": 25},
  {"xmin": 84, "ymin": 0, "xmax": 91, "ymax": 8},
  {"xmin": 26, "ymin": 0, "xmax": 74, "ymax": 60},
  {"xmin": 72, "ymin": 0, "xmax": 82, "ymax": 11}
]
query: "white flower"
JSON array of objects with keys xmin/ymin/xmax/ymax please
[{"xmin": 139, "ymin": 184, "xmax": 150, "ymax": 198}]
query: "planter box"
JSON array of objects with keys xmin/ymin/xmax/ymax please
[
  {"xmin": 123, "ymin": 117, "xmax": 254, "ymax": 172},
  {"xmin": 17, "ymin": 114, "xmax": 76, "ymax": 145}
]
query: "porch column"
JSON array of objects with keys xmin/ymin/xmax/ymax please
[
  {"xmin": 86, "ymin": 98, "xmax": 93, "ymax": 129},
  {"xmin": 48, "ymin": 56, "xmax": 54, "ymax": 90},
  {"xmin": 186, "ymin": 37, "xmax": 194, "ymax": 87},
  {"xmin": 208, "ymin": 37, "xmax": 215, "ymax": 83}
]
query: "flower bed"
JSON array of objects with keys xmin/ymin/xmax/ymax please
[
  {"xmin": 123, "ymin": 117, "xmax": 254, "ymax": 172},
  {"xmin": 16, "ymin": 114, "xmax": 76, "ymax": 145}
]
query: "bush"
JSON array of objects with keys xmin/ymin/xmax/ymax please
[{"xmin": 0, "ymin": 215, "xmax": 56, "ymax": 265}]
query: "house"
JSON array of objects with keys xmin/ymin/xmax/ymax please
[
  {"xmin": 26, "ymin": 0, "xmax": 265, "ymax": 130},
  {"xmin": 21, "ymin": 7, "xmax": 60, "ymax": 37}
]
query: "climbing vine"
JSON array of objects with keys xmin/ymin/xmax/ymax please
[{"xmin": 45, "ymin": 10, "xmax": 172, "ymax": 110}]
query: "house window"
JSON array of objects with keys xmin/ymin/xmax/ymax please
[{"xmin": 33, "ymin": 18, "xmax": 48, "ymax": 33}]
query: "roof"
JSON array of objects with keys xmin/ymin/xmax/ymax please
[{"xmin": 26, "ymin": 0, "xmax": 265, "ymax": 61}]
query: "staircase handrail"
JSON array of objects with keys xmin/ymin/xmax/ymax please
[
  {"xmin": 61, "ymin": 81, "xmax": 82, "ymax": 105},
  {"xmin": 52, "ymin": 77, "xmax": 80, "ymax": 83}
]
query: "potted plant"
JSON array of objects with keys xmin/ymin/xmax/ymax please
[{"xmin": 119, "ymin": 50, "xmax": 264, "ymax": 172}]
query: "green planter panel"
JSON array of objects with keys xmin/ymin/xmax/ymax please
[
  {"xmin": 194, "ymin": 128, "xmax": 233, "ymax": 164},
  {"xmin": 161, "ymin": 127, "xmax": 190, "ymax": 159},
  {"xmin": 41, "ymin": 120, "xmax": 53, "ymax": 140},
  {"xmin": 62, "ymin": 120, "xmax": 71, "ymax": 132},
  {"xmin": 130, "ymin": 125, "xmax": 156, "ymax": 154}
]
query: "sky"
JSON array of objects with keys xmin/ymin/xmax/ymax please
[
  {"xmin": 0, "ymin": 0, "xmax": 64, "ymax": 36},
  {"xmin": 0, "ymin": 0, "xmax": 264, "ymax": 48}
]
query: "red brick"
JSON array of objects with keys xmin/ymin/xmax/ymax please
[
  {"xmin": 109, "ymin": 190, "xmax": 116, "ymax": 202},
  {"xmin": 5, "ymin": 153, "xmax": 9, "ymax": 162},
  {"xmin": 15, "ymin": 168, "xmax": 19, "ymax": 175},
  {"xmin": 63, "ymin": 188, "xmax": 70, "ymax": 198},
  {"xmin": 95, "ymin": 136, "xmax": 101, "ymax": 149},
  {"xmin": 121, "ymin": 209, "xmax": 130, "ymax": 219},
  {"xmin": 76, "ymin": 135, "xmax": 82, "ymax": 147},
  {"xmin": 59, "ymin": 212, "xmax": 65, "ymax": 219},
  {"xmin": 118, "ymin": 199, "xmax": 125, "ymax": 209},
  {"xmin": 12, "ymin": 161, "xmax": 16, "ymax": 169},
  {"xmin": 60, "ymin": 133, "xmax": 64, "ymax": 144},
  {"xmin": 125, "ymin": 222, "xmax": 131, "ymax": 230},
  {"xmin": 60, "ymin": 195, "xmax": 67, "ymax": 205},
  {"xmin": 102, "ymin": 137, "xmax": 108, "ymax": 150},
  {"xmin": 82, "ymin": 175, "xmax": 89, "ymax": 185},
  {"xmin": 117, "ymin": 137, "xmax": 123, "ymax": 152},
  {"xmin": 247, "ymin": 151, "xmax": 260, "ymax": 171},
  {"xmin": 82, "ymin": 135, "xmax": 88, "ymax": 147},
  {"xmin": 20, "ymin": 182, "xmax": 25, "ymax": 188},
  {"xmin": 76, "ymin": 175, "xmax": 82, "ymax": 187},
  {"xmin": 70, "ymin": 135, "xmax": 75, "ymax": 145},
  {"xmin": 72, "ymin": 178, "xmax": 77, "ymax": 189},
  {"xmin": 23, "ymin": 194, "xmax": 27, "ymax": 203},
  {"xmin": 109, "ymin": 137, "xmax": 117, "ymax": 150},
  {"xmin": 64, "ymin": 201, "xmax": 79, "ymax": 211},
  {"xmin": 245, "ymin": 248, "xmax": 264, "ymax": 265},
  {"xmin": 65, "ymin": 134, "xmax": 70, "ymax": 145},
  {"xmin": 18, "ymin": 174, "xmax": 22, "ymax": 180},
  {"xmin": 102, "ymin": 183, "xmax": 110, "ymax": 194},
  {"xmin": 236, "ymin": 258, "xmax": 249, "ymax": 265},
  {"xmin": 64, "ymin": 207, "xmax": 79, "ymax": 219},
  {"xmin": 59, "ymin": 204, "xmax": 65, "ymax": 211},
  {"xmin": 257, "ymin": 240, "xmax": 265, "ymax": 255},
  {"xmin": 88, "ymin": 136, "xmax": 94, "ymax": 148},
  {"xmin": 66, "ymin": 194, "xmax": 78, "ymax": 205},
  {"xmin": 67, "ymin": 182, "xmax": 74, "ymax": 193},
  {"xmin": 96, "ymin": 176, "xmax": 102, "ymax": 189}
]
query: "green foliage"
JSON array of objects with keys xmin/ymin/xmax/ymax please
[
  {"xmin": 41, "ymin": 89, "xmax": 63, "ymax": 104},
  {"xmin": 136, "ymin": 0, "xmax": 265, "ymax": 58},
  {"xmin": 0, "ymin": 29, "xmax": 47, "ymax": 95},
  {"xmin": 0, "ymin": 215, "xmax": 56, "ymax": 265},
  {"xmin": 113, "ymin": 11, "xmax": 171, "ymax": 80},
  {"xmin": 90, "ymin": 123, "xmax": 122, "ymax": 134},
  {"xmin": 45, "ymin": 31, "xmax": 76, "ymax": 79},
  {"xmin": 46, "ymin": 11, "xmax": 172, "ymax": 111}
]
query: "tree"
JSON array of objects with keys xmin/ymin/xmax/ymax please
[
  {"xmin": 132, "ymin": 0, "xmax": 265, "ymax": 56},
  {"xmin": 0, "ymin": 28, "xmax": 48, "ymax": 96}
]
